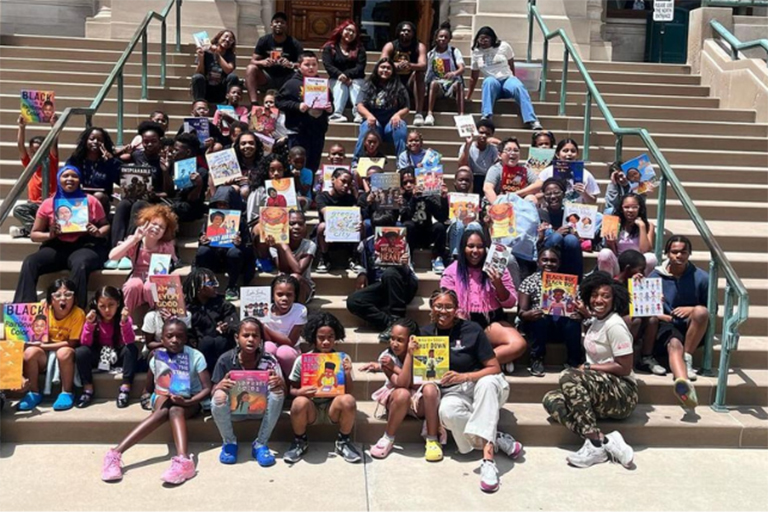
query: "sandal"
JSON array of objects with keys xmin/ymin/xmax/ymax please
[
  {"xmin": 76, "ymin": 391, "xmax": 93, "ymax": 409},
  {"xmin": 139, "ymin": 392, "xmax": 152, "ymax": 411},
  {"xmin": 117, "ymin": 387, "xmax": 131, "ymax": 409}
]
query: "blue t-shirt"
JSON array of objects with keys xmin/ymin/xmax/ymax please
[
  {"xmin": 66, "ymin": 157, "xmax": 122, "ymax": 195},
  {"xmin": 149, "ymin": 345, "xmax": 210, "ymax": 408},
  {"xmin": 299, "ymin": 167, "xmax": 314, "ymax": 201},
  {"xmin": 398, "ymin": 149, "xmax": 426, "ymax": 170}
]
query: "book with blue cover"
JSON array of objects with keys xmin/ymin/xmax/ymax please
[
  {"xmin": 153, "ymin": 349, "xmax": 191, "ymax": 398},
  {"xmin": 552, "ymin": 160, "xmax": 584, "ymax": 183},
  {"xmin": 174, "ymin": 157, "xmax": 197, "ymax": 190},
  {"xmin": 54, "ymin": 197, "xmax": 88, "ymax": 233},
  {"xmin": 183, "ymin": 117, "xmax": 210, "ymax": 146},
  {"xmin": 621, "ymin": 154, "xmax": 658, "ymax": 195}
]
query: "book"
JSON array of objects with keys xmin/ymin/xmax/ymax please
[
  {"xmin": 120, "ymin": 164, "xmax": 153, "ymax": 201},
  {"xmin": 20, "ymin": 89, "xmax": 55, "ymax": 123},
  {"xmin": 369, "ymin": 173, "xmax": 402, "ymax": 210},
  {"xmin": 601, "ymin": 214, "xmax": 621, "ymax": 239},
  {"xmin": 500, "ymin": 165, "xmax": 529, "ymax": 194},
  {"xmin": 250, "ymin": 106, "xmax": 278, "ymax": 136},
  {"xmin": 259, "ymin": 207, "xmax": 290, "ymax": 243},
  {"xmin": 413, "ymin": 337, "xmax": 449, "ymax": 384},
  {"xmin": 149, "ymin": 275, "xmax": 186, "ymax": 316},
  {"xmin": 3, "ymin": 302, "xmax": 48, "ymax": 343},
  {"xmin": 54, "ymin": 197, "xmax": 88, "ymax": 233},
  {"xmin": 255, "ymin": 132, "xmax": 275, "ymax": 153},
  {"xmin": 173, "ymin": 157, "xmax": 197, "ymax": 190},
  {"xmin": 564, "ymin": 202, "xmax": 598, "ymax": 239},
  {"xmin": 303, "ymin": 76, "xmax": 330, "ymax": 110},
  {"xmin": 153, "ymin": 349, "xmax": 191, "ymax": 398},
  {"xmin": 240, "ymin": 286, "xmax": 272, "ymax": 319},
  {"xmin": 265, "ymin": 178, "xmax": 298, "ymax": 208},
  {"xmin": 514, "ymin": 61, "xmax": 543, "ymax": 92},
  {"xmin": 374, "ymin": 227, "xmax": 408, "ymax": 266},
  {"xmin": 422, "ymin": 149, "xmax": 442, "ymax": 169},
  {"xmin": 621, "ymin": 153, "xmax": 658, "ymax": 195},
  {"xmin": 526, "ymin": 147, "xmax": 556, "ymax": 176},
  {"xmin": 541, "ymin": 272, "xmax": 579, "ymax": 318},
  {"xmin": 488, "ymin": 203, "xmax": 516, "ymax": 239},
  {"xmin": 453, "ymin": 114, "xmax": 478, "ymax": 138},
  {"xmin": 270, "ymin": 49, "xmax": 283, "ymax": 60},
  {"xmin": 628, "ymin": 277, "xmax": 664, "ymax": 318},
  {"xmin": 300, "ymin": 352, "xmax": 346, "ymax": 397},
  {"xmin": 229, "ymin": 370, "xmax": 270, "ymax": 416},
  {"xmin": 216, "ymin": 104, "xmax": 236, "ymax": 118},
  {"xmin": 325, "ymin": 207, "xmax": 361, "ymax": 243},
  {"xmin": 206, "ymin": 148, "xmax": 242, "ymax": 186},
  {"xmin": 322, "ymin": 164, "xmax": 351, "ymax": 192},
  {"xmin": 183, "ymin": 117, "xmax": 210, "ymax": 146},
  {"xmin": 448, "ymin": 193, "xmax": 480, "ymax": 224},
  {"xmin": 552, "ymin": 159, "xmax": 584, "ymax": 183},
  {"xmin": 206, "ymin": 209, "xmax": 240, "ymax": 248},
  {"xmin": 357, "ymin": 157, "xmax": 386, "ymax": 177},
  {"xmin": 415, "ymin": 165, "xmax": 443, "ymax": 196},
  {"xmin": 483, "ymin": 243, "xmax": 512, "ymax": 276},
  {"xmin": 192, "ymin": 31, "xmax": 211, "ymax": 51},
  {"xmin": 148, "ymin": 254, "xmax": 172, "ymax": 276},
  {"xmin": 0, "ymin": 341, "xmax": 24, "ymax": 389}
]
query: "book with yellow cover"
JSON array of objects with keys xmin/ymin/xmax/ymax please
[
  {"xmin": 601, "ymin": 214, "xmax": 621, "ymax": 239},
  {"xmin": 413, "ymin": 336, "xmax": 449, "ymax": 384},
  {"xmin": 259, "ymin": 207, "xmax": 290, "ymax": 244}
]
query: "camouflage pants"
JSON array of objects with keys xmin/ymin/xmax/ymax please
[{"xmin": 542, "ymin": 368, "xmax": 638, "ymax": 438}]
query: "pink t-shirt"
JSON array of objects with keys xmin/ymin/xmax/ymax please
[
  {"xmin": 440, "ymin": 262, "xmax": 517, "ymax": 315},
  {"xmin": 127, "ymin": 239, "xmax": 177, "ymax": 280},
  {"xmin": 37, "ymin": 195, "xmax": 106, "ymax": 243}
]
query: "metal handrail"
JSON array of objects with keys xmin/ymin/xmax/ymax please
[
  {"xmin": 709, "ymin": 19, "xmax": 768, "ymax": 62},
  {"xmin": 526, "ymin": 0, "xmax": 750, "ymax": 411},
  {"xmin": 0, "ymin": 0, "xmax": 183, "ymax": 225}
]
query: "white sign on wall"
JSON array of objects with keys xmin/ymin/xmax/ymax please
[{"xmin": 653, "ymin": 0, "xmax": 675, "ymax": 22}]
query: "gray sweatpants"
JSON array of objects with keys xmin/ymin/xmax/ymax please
[{"xmin": 211, "ymin": 388, "xmax": 285, "ymax": 446}]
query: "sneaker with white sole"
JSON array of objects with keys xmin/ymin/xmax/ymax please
[
  {"xmin": 567, "ymin": 439, "xmax": 609, "ymax": 468},
  {"xmin": 637, "ymin": 355, "xmax": 667, "ymax": 376},
  {"xmin": 329, "ymin": 113, "xmax": 348, "ymax": 123},
  {"xmin": 335, "ymin": 437, "xmax": 362, "ymax": 463},
  {"xmin": 431, "ymin": 257, "xmax": 445, "ymax": 275},
  {"xmin": 413, "ymin": 113, "xmax": 425, "ymax": 126},
  {"xmin": 495, "ymin": 431, "xmax": 523, "ymax": 459},
  {"xmin": 683, "ymin": 353, "xmax": 697, "ymax": 381},
  {"xmin": 603, "ymin": 431, "xmax": 634, "ymax": 468},
  {"xmin": 353, "ymin": 113, "xmax": 364, "ymax": 123},
  {"xmin": 424, "ymin": 114, "xmax": 435, "ymax": 126},
  {"xmin": 284, "ymin": 438, "xmax": 308, "ymax": 463},
  {"xmin": 9, "ymin": 226, "xmax": 27, "ymax": 238},
  {"xmin": 674, "ymin": 378, "xmax": 698, "ymax": 409},
  {"xmin": 161, "ymin": 454, "xmax": 196, "ymax": 484},
  {"xmin": 101, "ymin": 448, "xmax": 124, "ymax": 481},
  {"xmin": 479, "ymin": 459, "xmax": 500, "ymax": 493},
  {"xmin": 501, "ymin": 362, "xmax": 515, "ymax": 375},
  {"xmin": 316, "ymin": 255, "xmax": 329, "ymax": 274}
]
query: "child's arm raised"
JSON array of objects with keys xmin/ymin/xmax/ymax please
[{"xmin": 16, "ymin": 116, "xmax": 28, "ymax": 160}]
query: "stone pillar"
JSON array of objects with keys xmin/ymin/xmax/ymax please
[
  {"xmin": 236, "ymin": 0, "xmax": 266, "ymax": 46},
  {"xmin": 687, "ymin": 7, "xmax": 733, "ymax": 74},
  {"xmin": 447, "ymin": 0, "xmax": 476, "ymax": 43}
]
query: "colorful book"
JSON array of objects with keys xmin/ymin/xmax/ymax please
[
  {"xmin": 357, "ymin": 157, "xmax": 386, "ymax": 177},
  {"xmin": 3, "ymin": 302, "xmax": 48, "ymax": 343},
  {"xmin": 601, "ymin": 214, "xmax": 621, "ymax": 239},
  {"xmin": 250, "ymin": 107, "xmax": 278, "ymax": 136},
  {"xmin": 483, "ymin": 243, "xmax": 511, "ymax": 276},
  {"xmin": 229, "ymin": 370, "xmax": 270, "ymax": 416},
  {"xmin": 374, "ymin": 227, "xmax": 408, "ymax": 266},
  {"xmin": 20, "ymin": 89, "xmax": 55, "ymax": 123},
  {"xmin": 422, "ymin": 149, "xmax": 442, "ymax": 169},
  {"xmin": 448, "ymin": 193, "xmax": 480, "ymax": 224},
  {"xmin": 149, "ymin": 275, "xmax": 186, "ymax": 316},
  {"xmin": 488, "ymin": 202, "xmax": 516, "ymax": 239},
  {"xmin": 541, "ymin": 272, "xmax": 578, "ymax": 318},
  {"xmin": 192, "ymin": 31, "xmax": 211, "ymax": 50},
  {"xmin": 148, "ymin": 254, "xmax": 172, "ymax": 276},
  {"xmin": 206, "ymin": 147, "xmax": 242, "ymax": 186},
  {"xmin": 216, "ymin": 104, "xmax": 236, "ymax": 118},
  {"xmin": 173, "ymin": 156, "xmax": 197, "ymax": 190},
  {"xmin": 526, "ymin": 147, "xmax": 556, "ymax": 176},
  {"xmin": 322, "ymin": 164, "xmax": 351, "ymax": 192},
  {"xmin": 415, "ymin": 165, "xmax": 443, "ymax": 196},
  {"xmin": 325, "ymin": 207, "xmax": 361, "ymax": 243},
  {"xmin": 300, "ymin": 352, "xmax": 345, "ymax": 397},
  {"xmin": 183, "ymin": 117, "xmax": 210, "ymax": 146},
  {"xmin": 153, "ymin": 349, "xmax": 191, "ymax": 398},
  {"xmin": 206, "ymin": 209, "xmax": 240, "ymax": 248},
  {"xmin": 369, "ymin": 173, "xmax": 402, "ymax": 210},
  {"xmin": 552, "ymin": 160, "xmax": 584, "ymax": 183},
  {"xmin": 453, "ymin": 114, "xmax": 478, "ymax": 138},
  {"xmin": 54, "ymin": 197, "xmax": 88, "ymax": 233},
  {"xmin": 259, "ymin": 207, "xmax": 290, "ymax": 243},
  {"xmin": 265, "ymin": 178, "xmax": 297, "ymax": 208},
  {"xmin": 303, "ymin": 76, "xmax": 330, "ymax": 110},
  {"xmin": 0, "ymin": 341, "xmax": 25, "ymax": 389},
  {"xmin": 413, "ymin": 337, "xmax": 449, "ymax": 384},
  {"xmin": 564, "ymin": 202, "xmax": 598, "ymax": 239},
  {"xmin": 621, "ymin": 154, "xmax": 658, "ymax": 195},
  {"xmin": 120, "ymin": 164, "xmax": 153, "ymax": 201},
  {"xmin": 255, "ymin": 132, "xmax": 275, "ymax": 153},
  {"xmin": 240, "ymin": 286, "xmax": 272, "ymax": 320},
  {"xmin": 628, "ymin": 277, "xmax": 664, "ymax": 318},
  {"xmin": 270, "ymin": 50, "xmax": 283, "ymax": 60},
  {"xmin": 500, "ymin": 165, "xmax": 529, "ymax": 194}
]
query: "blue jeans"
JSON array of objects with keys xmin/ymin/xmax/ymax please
[
  {"xmin": 543, "ymin": 231, "xmax": 584, "ymax": 279},
  {"xmin": 330, "ymin": 78, "xmax": 364, "ymax": 117},
  {"xmin": 524, "ymin": 315, "xmax": 583, "ymax": 367},
  {"xmin": 211, "ymin": 388, "xmax": 285, "ymax": 446},
  {"xmin": 482, "ymin": 76, "xmax": 537, "ymax": 123},
  {"xmin": 447, "ymin": 220, "xmax": 483, "ymax": 259},
  {"xmin": 354, "ymin": 118, "xmax": 408, "ymax": 157}
]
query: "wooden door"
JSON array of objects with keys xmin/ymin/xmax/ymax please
[{"xmin": 278, "ymin": 0, "xmax": 355, "ymax": 47}]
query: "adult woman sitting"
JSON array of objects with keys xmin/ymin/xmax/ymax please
[
  {"xmin": 14, "ymin": 165, "xmax": 110, "ymax": 308},
  {"xmin": 191, "ymin": 29, "xmax": 239, "ymax": 105},
  {"xmin": 422, "ymin": 288, "xmax": 523, "ymax": 493},
  {"xmin": 65, "ymin": 126, "xmax": 122, "ymax": 215},
  {"xmin": 597, "ymin": 193, "xmax": 657, "ymax": 276},
  {"xmin": 354, "ymin": 58, "xmax": 410, "ymax": 158},
  {"xmin": 538, "ymin": 178, "xmax": 584, "ymax": 279},
  {"xmin": 322, "ymin": 20, "xmax": 367, "ymax": 124}
]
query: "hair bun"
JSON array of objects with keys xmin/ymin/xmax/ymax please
[{"xmin": 439, "ymin": 21, "xmax": 452, "ymax": 30}]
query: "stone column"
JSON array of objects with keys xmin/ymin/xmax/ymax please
[
  {"xmin": 687, "ymin": 7, "xmax": 733, "ymax": 74},
  {"xmin": 447, "ymin": 0, "xmax": 476, "ymax": 42},
  {"xmin": 236, "ymin": 0, "xmax": 266, "ymax": 45}
]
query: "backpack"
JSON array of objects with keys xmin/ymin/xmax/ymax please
[{"xmin": 491, "ymin": 193, "xmax": 540, "ymax": 262}]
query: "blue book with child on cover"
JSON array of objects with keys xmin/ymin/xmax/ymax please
[
  {"xmin": 183, "ymin": 117, "xmax": 210, "ymax": 146},
  {"xmin": 621, "ymin": 154, "xmax": 658, "ymax": 194},
  {"xmin": 153, "ymin": 349, "xmax": 191, "ymax": 398},
  {"xmin": 174, "ymin": 157, "xmax": 196, "ymax": 190},
  {"xmin": 54, "ymin": 197, "xmax": 88, "ymax": 233}
]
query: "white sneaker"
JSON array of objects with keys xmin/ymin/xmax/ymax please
[
  {"xmin": 424, "ymin": 114, "xmax": 435, "ymax": 126},
  {"xmin": 683, "ymin": 353, "xmax": 697, "ymax": 381},
  {"xmin": 603, "ymin": 431, "xmax": 634, "ymax": 468},
  {"xmin": 479, "ymin": 459, "xmax": 500, "ymax": 493},
  {"xmin": 413, "ymin": 113, "xmax": 425, "ymax": 126},
  {"xmin": 495, "ymin": 431, "xmax": 523, "ymax": 459},
  {"xmin": 353, "ymin": 113, "xmax": 364, "ymax": 124},
  {"xmin": 329, "ymin": 113, "xmax": 348, "ymax": 123},
  {"xmin": 566, "ymin": 439, "xmax": 609, "ymax": 468},
  {"xmin": 9, "ymin": 226, "xmax": 26, "ymax": 238},
  {"xmin": 501, "ymin": 362, "xmax": 515, "ymax": 375},
  {"xmin": 638, "ymin": 355, "xmax": 667, "ymax": 376}
]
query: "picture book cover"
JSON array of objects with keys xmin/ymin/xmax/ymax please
[
  {"xmin": 229, "ymin": 370, "xmax": 270, "ymax": 416},
  {"xmin": 415, "ymin": 165, "xmax": 443, "ymax": 196},
  {"xmin": 265, "ymin": 178, "xmax": 297, "ymax": 208},
  {"xmin": 628, "ymin": 277, "xmax": 664, "ymax": 318},
  {"xmin": 120, "ymin": 164, "xmax": 153, "ymax": 201},
  {"xmin": 240, "ymin": 286, "xmax": 271, "ymax": 319},
  {"xmin": 192, "ymin": 30, "xmax": 211, "ymax": 50},
  {"xmin": 255, "ymin": 132, "xmax": 275, "ymax": 153},
  {"xmin": 422, "ymin": 149, "xmax": 442, "ymax": 169},
  {"xmin": 325, "ymin": 207, "xmax": 361, "ymax": 243},
  {"xmin": 369, "ymin": 173, "xmax": 402, "ymax": 210},
  {"xmin": 148, "ymin": 254, "xmax": 172, "ymax": 276},
  {"xmin": 483, "ymin": 243, "xmax": 512, "ymax": 276},
  {"xmin": 206, "ymin": 147, "xmax": 242, "ymax": 186},
  {"xmin": 500, "ymin": 165, "xmax": 529, "ymax": 194},
  {"xmin": 564, "ymin": 202, "xmax": 598, "ymax": 239},
  {"xmin": 526, "ymin": 147, "xmax": 556, "ymax": 176},
  {"xmin": 453, "ymin": 114, "xmax": 478, "ymax": 138},
  {"xmin": 173, "ymin": 156, "xmax": 197, "ymax": 190},
  {"xmin": 216, "ymin": 104, "xmax": 236, "ymax": 117},
  {"xmin": 357, "ymin": 157, "xmax": 386, "ymax": 177},
  {"xmin": 0, "ymin": 341, "xmax": 24, "ymax": 390},
  {"xmin": 3, "ymin": 302, "xmax": 48, "ymax": 343},
  {"xmin": 488, "ymin": 202, "xmax": 516, "ymax": 239},
  {"xmin": 322, "ymin": 164, "xmax": 351, "ymax": 192},
  {"xmin": 374, "ymin": 227, "xmax": 408, "ymax": 266},
  {"xmin": 270, "ymin": 50, "xmax": 283, "ymax": 60},
  {"xmin": 413, "ymin": 336, "xmax": 449, "ymax": 384},
  {"xmin": 183, "ymin": 117, "xmax": 210, "ymax": 146},
  {"xmin": 601, "ymin": 214, "xmax": 621, "ymax": 239},
  {"xmin": 153, "ymin": 349, "xmax": 191, "ymax": 398},
  {"xmin": 20, "ymin": 89, "xmax": 55, "ymax": 123},
  {"xmin": 206, "ymin": 209, "xmax": 240, "ymax": 248},
  {"xmin": 541, "ymin": 272, "xmax": 578, "ymax": 318},
  {"xmin": 303, "ymin": 76, "xmax": 331, "ymax": 109},
  {"xmin": 448, "ymin": 193, "xmax": 480, "ymax": 224},
  {"xmin": 149, "ymin": 275, "xmax": 186, "ymax": 316},
  {"xmin": 259, "ymin": 207, "xmax": 289, "ymax": 243},
  {"xmin": 250, "ymin": 106, "xmax": 278, "ymax": 136},
  {"xmin": 300, "ymin": 352, "xmax": 345, "ymax": 397},
  {"xmin": 621, "ymin": 153, "xmax": 658, "ymax": 194},
  {"xmin": 552, "ymin": 160, "xmax": 584, "ymax": 183},
  {"xmin": 54, "ymin": 197, "xmax": 88, "ymax": 233}
]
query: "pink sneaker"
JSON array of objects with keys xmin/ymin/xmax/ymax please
[
  {"xmin": 369, "ymin": 436, "xmax": 394, "ymax": 459},
  {"xmin": 161, "ymin": 455, "xmax": 196, "ymax": 484},
  {"xmin": 581, "ymin": 239, "xmax": 593, "ymax": 252},
  {"xmin": 101, "ymin": 449, "xmax": 124, "ymax": 482}
]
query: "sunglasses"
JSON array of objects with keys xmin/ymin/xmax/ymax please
[{"xmin": 203, "ymin": 279, "xmax": 219, "ymax": 288}]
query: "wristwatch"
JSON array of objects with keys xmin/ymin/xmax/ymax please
[{"xmin": 583, "ymin": 362, "xmax": 591, "ymax": 371}]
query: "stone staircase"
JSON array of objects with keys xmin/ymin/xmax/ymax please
[{"xmin": 0, "ymin": 34, "xmax": 766, "ymax": 448}]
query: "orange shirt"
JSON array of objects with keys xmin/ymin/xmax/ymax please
[{"xmin": 22, "ymin": 152, "xmax": 59, "ymax": 203}]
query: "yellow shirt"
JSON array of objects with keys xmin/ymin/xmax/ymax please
[{"xmin": 48, "ymin": 307, "xmax": 86, "ymax": 344}]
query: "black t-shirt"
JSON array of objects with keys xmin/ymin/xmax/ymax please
[
  {"xmin": 316, "ymin": 190, "xmax": 356, "ymax": 222},
  {"xmin": 130, "ymin": 149, "xmax": 164, "ymax": 191},
  {"xmin": 420, "ymin": 319, "xmax": 495, "ymax": 374},
  {"xmin": 254, "ymin": 34, "xmax": 304, "ymax": 79},
  {"xmin": 66, "ymin": 156, "xmax": 122, "ymax": 195},
  {"xmin": 204, "ymin": 51, "xmax": 236, "ymax": 86}
]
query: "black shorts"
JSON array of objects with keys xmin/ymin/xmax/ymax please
[
  {"xmin": 262, "ymin": 69, "xmax": 291, "ymax": 91},
  {"xmin": 653, "ymin": 319, "xmax": 702, "ymax": 355},
  {"xmin": 470, "ymin": 308, "xmax": 506, "ymax": 330}
]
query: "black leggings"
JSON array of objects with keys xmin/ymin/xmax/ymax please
[
  {"xmin": 198, "ymin": 334, "xmax": 235, "ymax": 372},
  {"xmin": 74, "ymin": 343, "xmax": 140, "ymax": 386}
]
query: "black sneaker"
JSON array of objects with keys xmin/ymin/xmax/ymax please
[
  {"xmin": 529, "ymin": 358, "xmax": 545, "ymax": 377},
  {"xmin": 316, "ymin": 255, "xmax": 329, "ymax": 274},
  {"xmin": 335, "ymin": 438, "xmax": 362, "ymax": 463},
  {"xmin": 225, "ymin": 287, "xmax": 239, "ymax": 301},
  {"xmin": 284, "ymin": 438, "xmax": 308, "ymax": 463}
]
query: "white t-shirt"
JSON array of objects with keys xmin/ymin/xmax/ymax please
[
  {"xmin": 539, "ymin": 165, "xmax": 600, "ymax": 204},
  {"xmin": 471, "ymin": 41, "xmax": 515, "ymax": 80},
  {"xmin": 583, "ymin": 313, "xmax": 636, "ymax": 383},
  {"xmin": 141, "ymin": 310, "xmax": 192, "ymax": 338},
  {"xmin": 263, "ymin": 302, "xmax": 307, "ymax": 348}
]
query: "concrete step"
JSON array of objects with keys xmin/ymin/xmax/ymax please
[{"xmin": 543, "ymin": 80, "xmax": 711, "ymax": 98}]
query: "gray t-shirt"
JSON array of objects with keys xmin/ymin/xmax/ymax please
[
  {"xmin": 484, "ymin": 162, "xmax": 539, "ymax": 195},
  {"xmin": 270, "ymin": 238, "xmax": 317, "ymax": 292},
  {"xmin": 458, "ymin": 143, "xmax": 499, "ymax": 177}
]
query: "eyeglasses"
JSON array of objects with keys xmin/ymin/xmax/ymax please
[
  {"xmin": 433, "ymin": 304, "xmax": 456, "ymax": 312},
  {"xmin": 502, "ymin": 148, "xmax": 520, "ymax": 155},
  {"xmin": 52, "ymin": 291, "xmax": 75, "ymax": 300}
]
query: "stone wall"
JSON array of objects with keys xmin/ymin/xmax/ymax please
[
  {"xmin": 0, "ymin": 0, "xmax": 96, "ymax": 37},
  {"xmin": 602, "ymin": 17, "xmax": 647, "ymax": 62}
]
